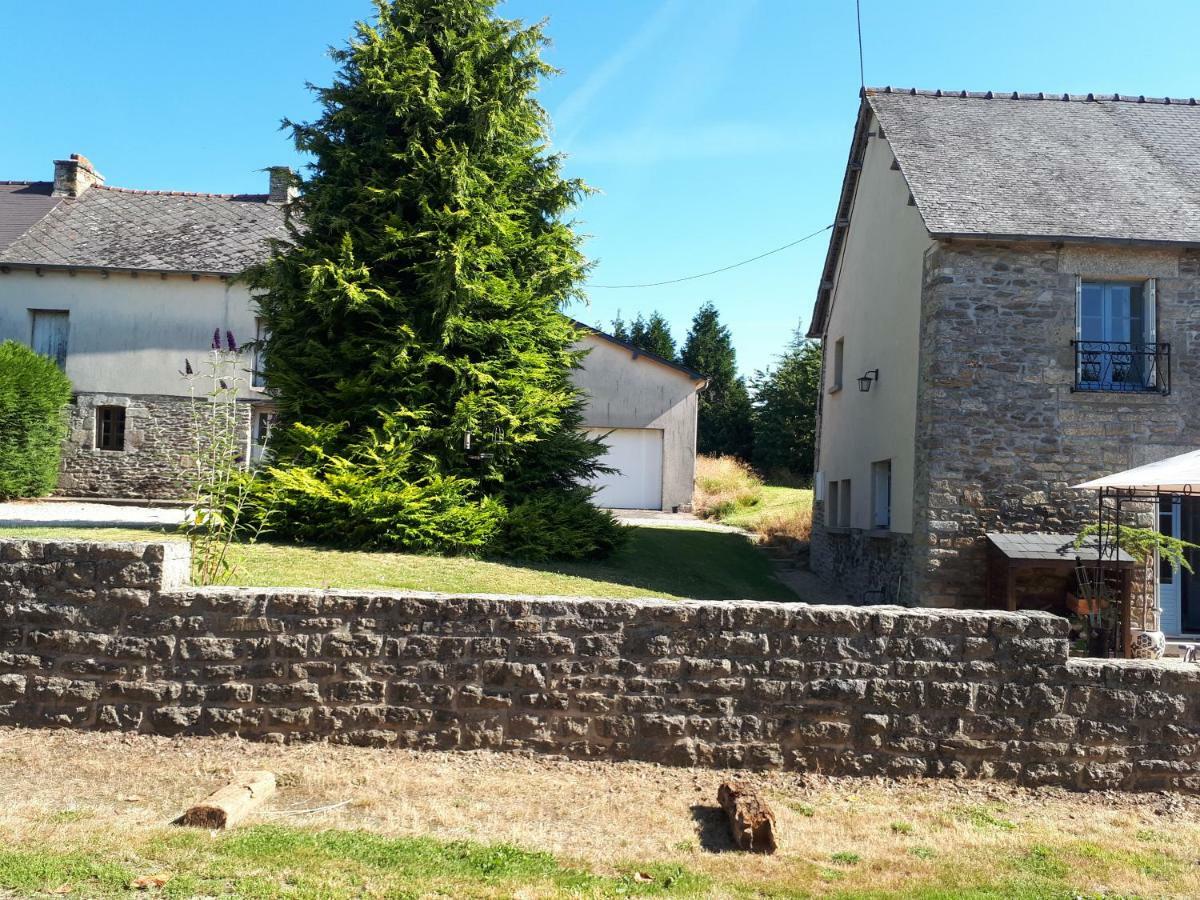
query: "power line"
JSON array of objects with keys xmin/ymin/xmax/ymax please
[
  {"xmin": 856, "ymin": 0, "xmax": 865, "ymax": 91},
  {"xmin": 586, "ymin": 224, "xmax": 833, "ymax": 290}
]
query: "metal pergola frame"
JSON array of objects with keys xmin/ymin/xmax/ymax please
[{"xmin": 1091, "ymin": 484, "xmax": 1197, "ymax": 657}]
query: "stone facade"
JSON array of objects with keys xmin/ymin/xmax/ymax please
[
  {"xmin": 808, "ymin": 508, "xmax": 912, "ymax": 605},
  {"xmin": 57, "ymin": 392, "xmax": 253, "ymax": 501},
  {"xmin": 911, "ymin": 243, "xmax": 1200, "ymax": 606},
  {"xmin": 5, "ymin": 538, "xmax": 1200, "ymax": 792}
]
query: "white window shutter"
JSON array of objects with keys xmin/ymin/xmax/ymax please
[
  {"xmin": 1080, "ymin": 274, "xmax": 1089, "ymax": 340},
  {"xmin": 1145, "ymin": 277, "xmax": 1158, "ymax": 390},
  {"xmin": 1145, "ymin": 278, "xmax": 1157, "ymax": 344}
]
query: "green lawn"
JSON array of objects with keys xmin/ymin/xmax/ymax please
[
  {"xmin": 0, "ymin": 524, "xmax": 796, "ymax": 602},
  {"xmin": 2, "ymin": 815, "xmax": 1196, "ymax": 899},
  {"xmin": 0, "ymin": 826, "xmax": 713, "ymax": 899}
]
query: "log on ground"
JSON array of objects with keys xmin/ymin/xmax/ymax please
[
  {"xmin": 717, "ymin": 780, "xmax": 777, "ymax": 853},
  {"xmin": 177, "ymin": 770, "xmax": 277, "ymax": 830}
]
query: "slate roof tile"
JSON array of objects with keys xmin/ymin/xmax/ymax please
[
  {"xmin": 0, "ymin": 184, "xmax": 289, "ymax": 274},
  {"xmin": 867, "ymin": 87, "xmax": 1200, "ymax": 244}
]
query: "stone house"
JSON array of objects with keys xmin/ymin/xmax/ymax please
[
  {"xmin": 809, "ymin": 88, "xmax": 1200, "ymax": 623},
  {"xmin": 0, "ymin": 154, "xmax": 703, "ymax": 510}
]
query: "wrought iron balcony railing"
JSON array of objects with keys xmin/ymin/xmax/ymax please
[{"xmin": 1072, "ymin": 340, "xmax": 1170, "ymax": 395}]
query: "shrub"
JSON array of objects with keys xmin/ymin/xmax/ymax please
[
  {"xmin": 493, "ymin": 488, "xmax": 628, "ymax": 562},
  {"xmin": 246, "ymin": 421, "xmax": 504, "ymax": 554},
  {"xmin": 0, "ymin": 341, "xmax": 73, "ymax": 500},
  {"xmin": 692, "ymin": 455, "xmax": 763, "ymax": 519}
]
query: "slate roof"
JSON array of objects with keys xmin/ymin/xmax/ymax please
[
  {"xmin": 870, "ymin": 88, "xmax": 1200, "ymax": 244},
  {"xmin": 809, "ymin": 87, "xmax": 1200, "ymax": 336},
  {"xmin": 0, "ymin": 182, "xmax": 58, "ymax": 254},
  {"xmin": 0, "ymin": 184, "xmax": 289, "ymax": 275},
  {"xmin": 986, "ymin": 532, "xmax": 1135, "ymax": 565}
]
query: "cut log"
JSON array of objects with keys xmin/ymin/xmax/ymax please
[
  {"xmin": 178, "ymin": 771, "xmax": 276, "ymax": 830},
  {"xmin": 717, "ymin": 780, "xmax": 777, "ymax": 853}
]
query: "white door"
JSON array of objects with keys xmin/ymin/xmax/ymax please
[
  {"xmin": 584, "ymin": 428, "xmax": 664, "ymax": 510},
  {"xmin": 1160, "ymin": 497, "xmax": 1182, "ymax": 635}
]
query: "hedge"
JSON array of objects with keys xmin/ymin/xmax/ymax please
[{"xmin": 0, "ymin": 341, "xmax": 73, "ymax": 499}]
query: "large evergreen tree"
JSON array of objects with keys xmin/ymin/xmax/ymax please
[
  {"xmin": 628, "ymin": 312, "xmax": 678, "ymax": 362},
  {"xmin": 750, "ymin": 329, "xmax": 821, "ymax": 476},
  {"xmin": 681, "ymin": 302, "xmax": 754, "ymax": 459},
  {"xmin": 246, "ymin": 0, "xmax": 621, "ymax": 558}
]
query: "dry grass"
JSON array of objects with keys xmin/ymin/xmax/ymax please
[
  {"xmin": 722, "ymin": 486, "xmax": 814, "ymax": 546},
  {"xmin": 2, "ymin": 727, "xmax": 1199, "ymax": 897},
  {"xmin": 692, "ymin": 455, "xmax": 763, "ymax": 520},
  {"xmin": 693, "ymin": 455, "xmax": 814, "ymax": 546}
]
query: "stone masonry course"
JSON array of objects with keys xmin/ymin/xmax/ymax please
[{"xmin": 2, "ymin": 539, "xmax": 1200, "ymax": 792}]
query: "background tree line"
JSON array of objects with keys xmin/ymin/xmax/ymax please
[{"xmin": 607, "ymin": 303, "xmax": 821, "ymax": 479}]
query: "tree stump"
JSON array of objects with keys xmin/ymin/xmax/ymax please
[
  {"xmin": 717, "ymin": 780, "xmax": 777, "ymax": 853},
  {"xmin": 178, "ymin": 771, "xmax": 276, "ymax": 830}
]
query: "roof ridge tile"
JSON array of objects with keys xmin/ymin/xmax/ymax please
[{"xmin": 864, "ymin": 85, "xmax": 1200, "ymax": 105}]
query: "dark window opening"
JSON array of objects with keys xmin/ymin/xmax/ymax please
[{"xmin": 95, "ymin": 406, "xmax": 126, "ymax": 451}]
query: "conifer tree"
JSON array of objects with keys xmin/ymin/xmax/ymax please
[
  {"xmin": 750, "ymin": 329, "xmax": 821, "ymax": 476},
  {"xmin": 681, "ymin": 302, "xmax": 754, "ymax": 459},
  {"xmin": 628, "ymin": 311, "xmax": 678, "ymax": 361},
  {"xmin": 609, "ymin": 313, "xmax": 630, "ymax": 343},
  {"xmin": 246, "ymin": 0, "xmax": 621, "ymax": 557}
]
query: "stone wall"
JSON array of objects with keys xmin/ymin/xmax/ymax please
[
  {"xmin": 4, "ymin": 538, "xmax": 1200, "ymax": 792},
  {"xmin": 808, "ymin": 506, "xmax": 912, "ymax": 605},
  {"xmin": 57, "ymin": 392, "xmax": 253, "ymax": 501},
  {"xmin": 911, "ymin": 242, "xmax": 1200, "ymax": 607}
]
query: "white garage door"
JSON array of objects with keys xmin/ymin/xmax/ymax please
[{"xmin": 584, "ymin": 428, "xmax": 664, "ymax": 510}]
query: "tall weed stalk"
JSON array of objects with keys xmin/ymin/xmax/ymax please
[{"xmin": 181, "ymin": 330, "xmax": 272, "ymax": 584}]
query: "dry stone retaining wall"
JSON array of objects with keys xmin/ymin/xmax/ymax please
[{"xmin": 2, "ymin": 539, "xmax": 1200, "ymax": 792}]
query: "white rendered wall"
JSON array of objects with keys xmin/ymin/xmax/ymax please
[
  {"xmin": 0, "ymin": 268, "xmax": 261, "ymax": 398},
  {"xmin": 818, "ymin": 112, "xmax": 934, "ymax": 534},
  {"xmin": 572, "ymin": 334, "xmax": 702, "ymax": 511}
]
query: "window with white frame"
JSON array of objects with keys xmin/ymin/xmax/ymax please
[
  {"xmin": 252, "ymin": 318, "xmax": 270, "ymax": 389},
  {"xmin": 871, "ymin": 460, "xmax": 891, "ymax": 529}
]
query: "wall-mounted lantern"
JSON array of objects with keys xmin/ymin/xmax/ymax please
[{"xmin": 857, "ymin": 369, "xmax": 880, "ymax": 392}]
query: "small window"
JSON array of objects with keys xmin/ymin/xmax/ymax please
[
  {"xmin": 31, "ymin": 310, "xmax": 69, "ymax": 369},
  {"xmin": 871, "ymin": 460, "xmax": 892, "ymax": 529},
  {"xmin": 95, "ymin": 406, "xmax": 126, "ymax": 451},
  {"xmin": 830, "ymin": 337, "xmax": 844, "ymax": 392},
  {"xmin": 252, "ymin": 318, "xmax": 270, "ymax": 388},
  {"xmin": 838, "ymin": 479, "xmax": 852, "ymax": 528},
  {"xmin": 826, "ymin": 480, "xmax": 840, "ymax": 526}
]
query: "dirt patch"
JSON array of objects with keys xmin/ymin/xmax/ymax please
[{"xmin": 3, "ymin": 727, "xmax": 1200, "ymax": 896}]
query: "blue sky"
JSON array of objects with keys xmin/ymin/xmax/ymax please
[{"xmin": 2, "ymin": 1, "xmax": 1198, "ymax": 374}]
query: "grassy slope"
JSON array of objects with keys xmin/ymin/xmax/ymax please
[
  {"xmin": 0, "ymin": 524, "xmax": 795, "ymax": 602},
  {"xmin": 719, "ymin": 485, "xmax": 813, "ymax": 531}
]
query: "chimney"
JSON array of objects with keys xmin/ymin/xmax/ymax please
[
  {"xmin": 52, "ymin": 153, "xmax": 103, "ymax": 198},
  {"xmin": 267, "ymin": 166, "xmax": 297, "ymax": 204}
]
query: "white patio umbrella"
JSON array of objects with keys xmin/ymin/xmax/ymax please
[{"xmin": 1074, "ymin": 449, "xmax": 1200, "ymax": 493}]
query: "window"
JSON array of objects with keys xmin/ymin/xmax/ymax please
[
  {"xmin": 1074, "ymin": 278, "xmax": 1167, "ymax": 393},
  {"xmin": 95, "ymin": 406, "xmax": 126, "ymax": 451},
  {"xmin": 826, "ymin": 480, "xmax": 840, "ymax": 526},
  {"xmin": 31, "ymin": 310, "xmax": 69, "ymax": 369},
  {"xmin": 252, "ymin": 318, "xmax": 270, "ymax": 388},
  {"xmin": 830, "ymin": 337, "xmax": 844, "ymax": 392},
  {"xmin": 871, "ymin": 460, "xmax": 892, "ymax": 529},
  {"xmin": 251, "ymin": 409, "xmax": 276, "ymax": 463},
  {"xmin": 838, "ymin": 480, "xmax": 852, "ymax": 528}
]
